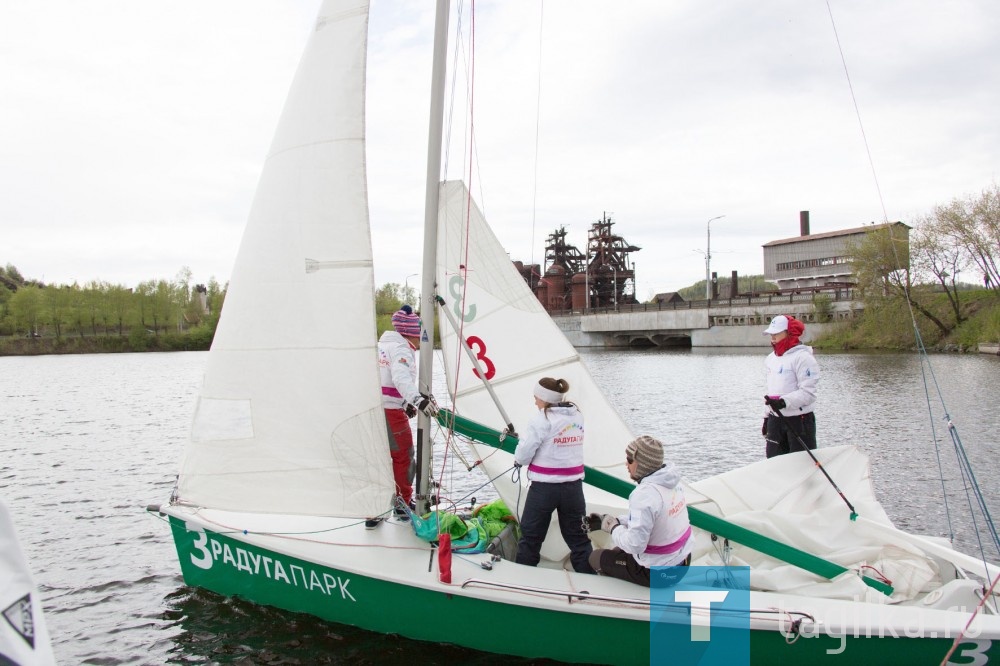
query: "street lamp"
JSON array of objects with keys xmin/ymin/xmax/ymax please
[
  {"xmin": 404, "ymin": 273, "xmax": 419, "ymax": 302},
  {"xmin": 705, "ymin": 215, "xmax": 725, "ymax": 300}
]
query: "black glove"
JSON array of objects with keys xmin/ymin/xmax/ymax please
[
  {"xmin": 405, "ymin": 403, "xmax": 417, "ymax": 418},
  {"xmin": 764, "ymin": 395, "xmax": 786, "ymax": 411},
  {"xmin": 416, "ymin": 393, "xmax": 438, "ymax": 417},
  {"xmin": 761, "ymin": 418, "xmax": 768, "ymax": 437},
  {"xmin": 585, "ymin": 512, "xmax": 603, "ymax": 532}
]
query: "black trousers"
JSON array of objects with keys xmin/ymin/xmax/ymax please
[
  {"xmin": 515, "ymin": 479, "xmax": 594, "ymax": 574},
  {"xmin": 590, "ymin": 547, "xmax": 690, "ymax": 587},
  {"xmin": 765, "ymin": 412, "xmax": 816, "ymax": 458}
]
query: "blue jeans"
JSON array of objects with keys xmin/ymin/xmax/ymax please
[{"xmin": 515, "ymin": 480, "xmax": 595, "ymax": 574}]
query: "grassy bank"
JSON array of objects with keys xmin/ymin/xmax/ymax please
[
  {"xmin": 814, "ymin": 291, "xmax": 1000, "ymax": 352},
  {"xmin": 1, "ymin": 316, "xmax": 432, "ymax": 357},
  {"xmin": 0, "ymin": 327, "xmax": 214, "ymax": 356}
]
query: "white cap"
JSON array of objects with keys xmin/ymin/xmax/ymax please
[{"xmin": 763, "ymin": 315, "xmax": 789, "ymax": 335}]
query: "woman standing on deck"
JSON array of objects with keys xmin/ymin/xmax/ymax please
[
  {"xmin": 761, "ymin": 314, "xmax": 819, "ymax": 458},
  {"xmin": 513, "ymin": 377, "xmax": 595, "ymax": 574}
]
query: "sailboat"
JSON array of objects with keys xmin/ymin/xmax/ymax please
[{"xmin": 154, "ymin": 1, "xmax": 1000, "ymax": 663}]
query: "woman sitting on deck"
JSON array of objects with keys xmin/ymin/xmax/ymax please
[{"xmin": 588, "ymin": 435, "xmax": 692, "ymax": 587}]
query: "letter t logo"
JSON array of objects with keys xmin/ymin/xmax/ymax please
[{"xmin": 674, "ymin": 590, "xmax": 729, "ymax": 641}]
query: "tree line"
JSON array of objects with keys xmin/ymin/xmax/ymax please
[
  {"xmin": 0, "ymin": 264, "xmax": 424, "ymax": 352},
  {"xmin": 0, "ymin": 266, "xmax": 225, "ymax": 344}
]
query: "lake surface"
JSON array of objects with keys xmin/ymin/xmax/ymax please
[{"xmin": 1, "ymin": 349, "xmax": 997, "ymax": 664}]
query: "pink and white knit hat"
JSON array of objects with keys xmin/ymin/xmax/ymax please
[{"xmin": 391, "ymin": 308, "xmax": 421, "ymax": 337}]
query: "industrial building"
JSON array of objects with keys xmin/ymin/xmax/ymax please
[{"xmin": 763, "ymin": 211, "xmax": 910, "ymax": 291}]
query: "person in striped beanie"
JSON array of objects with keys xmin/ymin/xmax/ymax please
[
  {"xmin": 375, "ymin": 305, "xmax": 437, "ymax": 523},
  {"xmin": 586, "ymin": 435, "xmax": 692, "ymax": 586}
]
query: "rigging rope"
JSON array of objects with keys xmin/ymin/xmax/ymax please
[
  {"xmin": 529, "ymin": 1, "xmax": 545, "ymax": 272},
  {"xmin": 826, "ymin": 0, "xmax": 999, "ymax": 624},
  {"xmin": 825, "ymin": 1, "xmax": 888, "ymax": 225}
]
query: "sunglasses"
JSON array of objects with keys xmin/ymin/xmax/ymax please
[{"xmin": 626, "ymin": 454, "xmax": 634, "ymax": 464}]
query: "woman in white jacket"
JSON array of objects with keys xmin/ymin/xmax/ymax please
[
  {"xmin": 588, "ymin": 435, "xmax": 692, "ymax": 587},
  {"xmin": 513, "ymin": 377, "xmax": 595, "ymax": 574},
  {"xmin": 761, "ymin": 314, "xmax": 820, "ymax": 458}
]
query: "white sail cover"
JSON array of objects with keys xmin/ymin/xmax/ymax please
[
  {"xmin": 176, "ymin": 0, "xmax": 395, "ymax": 518},
  {"xmin": 687, "ymin": 446, "xmax": 940, "ymax": 600},
  {"xmin": 435, "ymin": 181, "xmax": 636, "ymax": 504}
]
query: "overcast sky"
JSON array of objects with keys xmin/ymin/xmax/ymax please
[{"xmin": 3, "ymin": 1, "xmax": 998, "ymax": 298}]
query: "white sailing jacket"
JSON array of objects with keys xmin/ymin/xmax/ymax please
[
  {"xmin": 763, "ymin": 344, "xmax": 819, "ymax": 417},
  {"xmin": 377, "ymin": 330, "xmax": 421, "ymax": 410},
  {"xmin": 513, "ymin": 405, "xmax": 586, "ymax": 483},
  {"xmin": 613, "ymin": 464, "xmax": 692, "ymax": 568}
]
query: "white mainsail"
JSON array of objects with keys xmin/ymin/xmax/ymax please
[{"xmin": 175, "ymin": 0, "xmax": 395, "ymax": 518}]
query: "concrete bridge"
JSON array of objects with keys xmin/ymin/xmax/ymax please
[{"xmin": 551, "ymin": 293, "xmax": 862, "ymax": 348}]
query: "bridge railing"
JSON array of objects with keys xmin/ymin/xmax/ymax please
[{"xmin": 548, "ymin": 289, "xmax": 856, "ymax": 316}]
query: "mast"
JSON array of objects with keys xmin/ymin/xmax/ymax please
[{"xmin": 416, "ymin": 0, "xmax": 450, "ymax": 517}]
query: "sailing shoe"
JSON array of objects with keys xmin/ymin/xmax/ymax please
[
  {"xmin": 364, "ymin": 518, "xmax": 381, "ymax": 530},
  {"xmin": 393, "ymin": 501, "xmax": 414, "ymax": 522}
]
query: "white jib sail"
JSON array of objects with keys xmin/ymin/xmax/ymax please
[
  {"xmin": 176, "ymin": 0, "xmax": 395, "ymax": 518},
  {"xmin": 435, "ymin": 181, "xmax": 636, "ymax": 536}
]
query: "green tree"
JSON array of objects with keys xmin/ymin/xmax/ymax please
[
  {"xmin": 174, "ymin": 267, "xmax": 194, "ymax": 328},
  {"xmin": 2, "ymin": 264, "xmax": 25, "ymax": 287},
  {"xmin": 848, "ymin": 223, "xmax": 954, "ymax": 336},
  {"xmin": 933, "ymin": 183, "xmax": 1000, "ymax": 291},
  {"xmin": 9, "ymin": 286, "xmax": 44, "ymax": 337},
  {"xmin": 82, "ymin": 281, "xmax": 104, "ymax": 336},
  {"xmin": 64, "ymin": 283, "xmax": 89, "ymax": 338},
  {"xmin": 375, "ymin": 283, "xmax": 404, "ymax": 315},
  {"xmin": 156, "ymin": 279, "xmax": 178, "ymax": 333},
  {"xmin": 107, "ymin": 284, "xmax": 132, "ymax": 336},
  {"xmin": 135, "ymin": 281, "xmax": 155, "ymax": 332},
  {"xmin": 0, "ymin": 283, "xmax": 12, "ymax": 335},
  {"xmin": 909, "ymin": 219, "xmax": 966, "ymax": 325},
  {"xmin": 206, "ymin": 278, "xmax": 226, "ymax": 318},
  {"xmin": 44, "ymin": 284, "xmax": 75, "ymax": 341}
]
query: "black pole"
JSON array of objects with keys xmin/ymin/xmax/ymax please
[{"xmin": 768, "ymin": 405, "xmax": 858, "ymax": 519}]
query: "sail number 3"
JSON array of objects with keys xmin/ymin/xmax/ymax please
[{"xmin": 449, "ymin": 275, "xmax": 496, "ymax": 380}]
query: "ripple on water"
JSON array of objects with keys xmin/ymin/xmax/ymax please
[{"xmin": 1, "ymin": 350, "xmax": 996, "ymax": 664}]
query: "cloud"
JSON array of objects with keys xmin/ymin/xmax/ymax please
[{"xmin": 2, "ymin": 0, "xmax": 998, "ymax": 298}]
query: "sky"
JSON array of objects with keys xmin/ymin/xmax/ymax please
[{"xmin": 2, "ymin": 1, "xmax": 998, "ymax": 299}]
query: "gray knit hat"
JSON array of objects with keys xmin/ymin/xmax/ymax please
[{"xmin": 626, "ymin": 435, "xmax": 664, "ymax": 480}]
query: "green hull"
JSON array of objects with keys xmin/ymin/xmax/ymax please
[
  {"xmin": 167, "ymin": 516, "xmax": 996, "ymax": 664},
  {"xmin": 167, "ymin": 515, "xmax": 644, "ymax": 664}
]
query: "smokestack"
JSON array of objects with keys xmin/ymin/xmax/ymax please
[
  {"xmin": 800, "ymin": 211, "xmax": 810, "ymax": 236},
  {"xmin": 730, "ymin": 270, "xmax": 739, "ymax": 298}
]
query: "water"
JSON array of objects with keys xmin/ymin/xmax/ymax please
[{"xmin": 1, "ymin": 349, "xmax": 998, "ymax": 664}]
